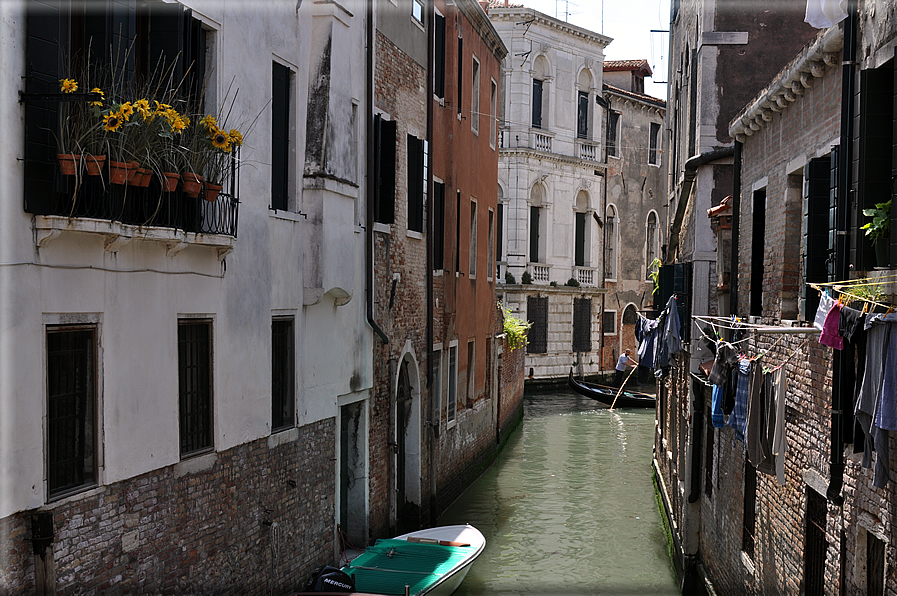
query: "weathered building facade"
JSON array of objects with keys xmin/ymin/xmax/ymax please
[
  {"xmin": 657, "ymin": 0, "xmax": 897, "ymax": 593},
  {"xmin": 1, "ymin": 0, "xmax": 372, "ymax": 592}
]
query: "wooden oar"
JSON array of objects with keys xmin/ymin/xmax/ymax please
[{"xmin": 609, "ymin": 365, "xmax": 639, "ymax": 411}]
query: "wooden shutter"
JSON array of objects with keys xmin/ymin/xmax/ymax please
[
  {"xmin": 572, "ymin": 297, "xmax": 591, "ymax": 352},
  {"xmin": 433, "ymin": 182, "xmax": 445, "ymax": 269},
  {"xmin": 271, "ymin": 62, "xmax": 290, "ymax": 210},
  {"xmin": 526, "ymin": 296, "xmax": 548, "ymax": 354},
  {"xmin": 803, "ymin": 157, "xmax": 831, "ymax": 320},
  {"xmin": 532, "ymin": 79, "xmax": 542, "ymax": 129},
  {"xmin": 575, "ymin": 212, "xmax": 586, "ymax": 266},
  {"xmin": 434, "ymin": 14, "xmax": 446, "ymax": 99},
  {"xmin": 407, "ymin": 135, "xmax": 424, "ymax": 233},
  {"xmin": 577, "ymin": 91, "xmax": 588, "ymax": 139},
  {"xmin": 374, "ymin": 115, "xmax": 396, "ymax": 223}
]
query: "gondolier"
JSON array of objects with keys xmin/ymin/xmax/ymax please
[{"xmin": 613, "ymin": 350, "xmax": 637, "ymax": 386}]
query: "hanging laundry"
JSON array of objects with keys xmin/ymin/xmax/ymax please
[
  {"xmin": 819, "ymin": 300, "xmax": 844, "ymax": 349},
  {"xmin": 635, "ymin": 316, "xmax": 659, "ymax": 369},
  {"xmin": 813, "ymin": 291, "xmax": 835, "ymax": 331},
  {"xmin": 770, "ymin": 368, "xmax": 788, "ymax": 486},
  {"xmin": 726, "ymin": 358, "xmax": 751, "ymax": 442},
  {"xmin": 709, "ymin": 342, "xmax": 739, "ymax": 387},
  {"xmin": 854, "ymin": 316, "xmax": 892, "ymax": 488},
  {"xmin": 839, "ymin": 305, "xmax": 866, "ymax": 449},
  {"xmin": 711, "ymin": 384, "xmax": 725, "ymax": 428},
  {"xmin": 745, "ymin": 359, "xmax": 770, "ymax": 472},
  {"xmin": 872, "ymin": 319, "xmax": 897, "ymax": 432}
]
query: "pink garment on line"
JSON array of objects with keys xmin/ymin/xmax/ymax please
[{"xmin": 819, "ymin": 302, "xmax": 844, "ymax": 350}]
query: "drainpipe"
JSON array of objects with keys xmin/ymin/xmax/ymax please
[
  {"xmin": 425, "ymin": 0, "xmax": 436, "ymax": 524},
  {"xmin": 829, "ymin": 0, "xmax": 857, "ymax": 505},
  {"xmin": 665, "ymin": 146, "xmax": 735, "ymax": 264},
  {"xmin": 729, "ymin": 140, "xmax": 742, "ymax": 316},
  {"xmin": 366, "ymin": 1, "xmax": 388, "ymax": 346}
]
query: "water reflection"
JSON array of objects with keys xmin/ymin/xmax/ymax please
[{"xmin": 437, "ymin": 386, "xmax": 678, "ymax": 595}]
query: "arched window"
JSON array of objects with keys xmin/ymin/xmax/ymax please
[
  {"xmin": 532, "ymin": 56, "xmax": 550, "ymax": 129},
  {"xmin": 577, "ymin": 68, "xmax": 593, "ymax": 139},
  {"xmin": 605, "ymin": 204, "xmax": 617, "ymax": 280},
  {"xmin": 574, "ymin": 190, "xmax": 590, "ymax": 267},
  {"xmin": 646, "ymin": 212, "xmax": 658, "ymax": 279},
  {"xmin": 623, "ymin": 304, "xmax": 639, "ymax": 325},
  {"xmin": 530, "ymin": 184, "xmax": 545, "ymax": 263}
]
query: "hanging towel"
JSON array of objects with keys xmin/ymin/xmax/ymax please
[
  {"xmin": 709, "ymin": 343, "xmax": 739, "ymax": 386},
  {"xmin": 770, "ymin": 368, "xmax": 788, "ymax": 486},
  {"xmin": 813, "ymin": 292, "xmax": 834, "ymax": 330},
  {"xmin": 873, "ymin": 322, "xmax": 897, "ymax": 431},
  {"xmin": 804, "ymin": 0, "xmax": 848, "ymax": 29},
  {"xmin": 819, "ymin": 302, "xmax": 844, "ymax": 350},
  {"xmin": 711, "ymin": 384, "xmax": 725, "ymax": 428}
]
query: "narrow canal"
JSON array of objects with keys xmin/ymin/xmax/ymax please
[{"xmin": 437, "ymin": 385, "xmax": 679, "ymax": 595}]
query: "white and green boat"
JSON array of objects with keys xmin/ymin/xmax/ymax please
[{"xmin": 341, "ymin": 524, "xmax": 486, "ymax": 596}]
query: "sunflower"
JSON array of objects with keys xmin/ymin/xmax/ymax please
[
  {"xmin": 60, "ymin": 78, "xmax": 78, "ymax": 93},
  {"xmin": 118, "ymin": 102, "xmax": 134, "ymax": 121},
  {"xmin": 199, "ymin": 114, "xmax": 218, "ymax": 131},
  {"xmin": 211, "ymin": 130, "xmax": 231, "ymax": 150},
  {"xmin": 227, "ymin": 129, "xmax": 243, "ymax": 148},
  {"xmin": 103, "ymin": 112, "xmax": 123, "ymax": 132},
  {"xmin": 88, "ymin": 88, "xmax": 105, "ymax": 107},
  {"xmin": 133, "ymin": 99, "xmax": 151, "ymax": 119},
  {"xmin": 169, "ymin": 115, "xmax": 188, "ymax": 133}
]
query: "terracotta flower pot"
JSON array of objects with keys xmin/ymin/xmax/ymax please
[
  {"xmin": 108, "ymin": 160, "xmax": 133, "ymax": 185},
  {"xmin": 203, "ymin": 182, "xmax": 223, "ymax": 203},
  {"xmin": 84, "ymin": 155, "xmax": 106, "ymax": 176},
  {"xmin": 161, "ymin": 172, "xmax": 180, "ymax": 193},
  {"xmin": 125, "ymin": 161, "xmax": 140, "ymax": 184},
  {"xmin": 181, "ymin": 172, "xmax": 203, "ymax": 198},
  {"xmin": 57, "ymin": 154, "xmax": 79, "ymax": 176},
  {"xmin": 133, "ymin": 167, "xmax": 152, "ymax": 188}
]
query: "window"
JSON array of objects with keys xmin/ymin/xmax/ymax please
[
  {"xmin": 455, "ymin": 191, "xmax": 461, "ymax": 273},
  {"xmin": 527, "ymin": 296, "xmax": 548, "ymax": 354},
  {"xmin": 602, "ymin": 310, "xmax": 616, "ymax": 335},
  {"xmin": 24, "ymin": 1, "xmax": 208, "ymax": 213},
  {"xmin": 646, "ymin": 212, "xmax": 658, "ymax": 279},
  {"xmin": 178, "ymin": 320, "xmax": 213, "ymax": 457},
  {"xmin": 271, "ymin": 318, "xmax": 294, "ymax": 432},
  {"xmin": 432, "ymin": 348, "xmax": 443, "ymax": 415},
  {"xmin": 804, "ymin": 488, "xmax": 827, "ymax": 595},
  {"xmin": 488, "ymin": 208, "xmax": 495, "ymax": 281},
  {"xmin": 577, "ymin": 91, "xmax": 589, "ymax": 139},
  {"xmin": 649, "ymin": 122, "xmax": 661, "ymax": 165},
  {"xmin": 47, "ymin": 326, "xmax": 97, "ymax": 498},
  {"xmin": 867, "ymin": 531, "xmax": 886, "ymax": 596},
  {"xmin": 447, "ymin": 344, "xmax": 458, "ymax": 423},
  {"xmin": 572, "ymin": 297, "xmax": 591, "ymax": 352},
  {"xmin": 750, "ymin": 189, "xmax": 767, "ymax": 317},
  {"xmin": 490, "ymin": 79, "xmax": 498, "ymax": 149},
  {"xmin": 803, "ymin": 156, "xmax": 832, "ymax": 319},
  {"xmin": 407, "ymin": 135, "xmax": 426, "ymax": 233},
  {"xmin": 374, "ymin": 115, "xmax": 397, "ymax": 224},
  {"xmin": 469, "ymin": 200, "xmax": 478, "ymax": 276},
  {"xmin": 497, "ymin": 201, "xmax": 504, "ymax": 263},
  {"xmin": 606, "ymin": 111, "xmax": 620, "ymax": 157},
  {"xmin": 605, "ymin": 205, "xmax": 617, "ymax": 279},
  {"xmin": 467, "ymin": 340, "xmax": 475, "ymax": 404},
  {"xmin": 471, "ymin": 56, "xmax": 480, "ymax": 134},
  {"xmin": 532, "ymin": 79, "xmax": 544, "ymax": 129},
  {"xmin": 434, "ymin": 182, "xmax": 446, "ymax": 270},
  {"xmin": 742, "ymin": 461, "xmax": 757, "ymax": 559},
  {"xmin": 434, "ymin": 13, "xmax": 446, "ymax": 99},
  {"xmin": 412, "ymin": 0, "xmax": 423, "ymax": 24},
  {"xmin": 575, "ymin": 212, "xmax": 587, "ymax": 267},
  {"xmin": 530, "ymin": 206, "xmax": 541, "ymax": 263},
  {"xmin": 272, "ymin": 62, "xmax": 292, "ymax": 211},
  {"xmin": 457, "ymin": 36, "xmax": 464, "ymax": 115}
]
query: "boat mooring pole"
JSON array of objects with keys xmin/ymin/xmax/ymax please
[{"xmin": 609, "ymin": 365, "xmax": 638, "ymax": 410}]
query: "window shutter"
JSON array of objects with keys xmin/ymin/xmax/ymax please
[
  {"xmin": 526, "ymin": 296, "xmax": 548, "ymax": 354},
  {"xmin": 374, "ymin": 116, "xmax": 396, "ymax": 223},
  {"xmin": 532, "ymin": 79, "xmax": 542, "ymax": 128},
  {"xmin": 271, "ymin": 62, "xmax": 291, "ymax": 211},
  {"xmin": 529, "ymin": 206, "xmax": 540, "ymax": 263},
  {"xmin": 572, "ymin": 297, "xmax": 591, "ymax": 352},
  {"xmin": 407, "ymin": 135, "xmax": 424, "ymax": 233},
  {"xmin": 803, "ymin": 157, "xmax": 831, "ymax": 320},
  {"xmin": 149, "ymin": 2, "xmax": 185, "ymax": 88},
  {"xmin": 574, "ymin": 212, "xmax": 586, "ymax": 266},
  {"xmin": 434, "ymin": 14, "xmax": 446, "ymax": 99},
  {"xmin": 24, "ymin": 0, "xmax": 64, "ymax": 215},
  {"xmin": 577, "ymin": 91, "xmax": 588, "ymax": 139},
  {"xmin": 433, "ymin": 182, "xmax": 445, "ymax": 269}
]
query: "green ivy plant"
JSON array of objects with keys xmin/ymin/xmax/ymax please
[
  {"xmin": 648, "ymin": 257, "xmax": 663, "ymax": 297},
  {"xmin": 500, "ymin": 302, "xmax": 531, "ymax": 351},
  {"xmin": 861, "ymin": 199, "xmax": 892, "ymax": 241}
]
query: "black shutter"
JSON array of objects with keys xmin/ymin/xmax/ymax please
[
  {"xmin": 803, "ymin": 157, "xmax": 831, "ymax": 320},
  {"xmin": 606, "ymin": 112, "xmax": 619, "ymax": 157},
  {"xmin": 24, "ymin": 0, "xmax": 65, "ymax": 215},
  {"xmin": 526, "ymin": 296, "xmax": 548, "ymax": 354},
  {"xmin": 529, "ymin": 206, "xmax": 540, "ymax": 263},
  {"xmin": 891, "ymin": 49, "xmax": 897, "ymax": 267},
  {"xmin": 673, "ymin": 262, "xmax": 692, "ymax": 342},
  {"xmin": 496, "ymin": 203, "xmax": 503, "ymax": 261},
  {"xmin": 575, "ymin": 212, "xmax": 586, "ymax": 266},
  {"xmin": 407, "ymin": 135, "xmax": 424, "ymax": 233},
  {"xmin": 457, "ymin": 37, "xmax": 463, "ymax": 114},
  {"xmin": 109, "ymin": 0, "xmax": 137, "ymax": 89},
  {"xmin": 374, "ymin": 116, "xmax": 396, "ymax": 223},
  {"xmin": 572, "ymin": 297, "xmax": 591, "ymax": 352},
  {"xmin": 434, "ymin": 14, "xmax": 446, "ymax": 99},
  {"xmin": 532, "ymin": 79, "xmax": 542, "ymax": 129},
  {"xmin": 855, "ymin": 67, "xmax": 893, "ymax": 271},
  {"xmin": 149, "ymin": 2, "xmax": 185, "ymax": 89},
  {"xmin": 433, "ymin": 182, "xmax": 445, "ymax": 269},
  {"xmin": 271, "ymin": 62, "xmax": 290, "ymax": 211},
  {"xmin": 750, "ymin": 190, "xmax": 766, "ymax": 317}
]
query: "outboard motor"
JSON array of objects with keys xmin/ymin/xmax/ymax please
[{"xmin": 304, "ymin": 565, "xmax": 355, "ymax": 592}]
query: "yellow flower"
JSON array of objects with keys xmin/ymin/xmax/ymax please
[
  {"xmin": 60, "ymin": 78, "xmax": 78, "ymax": 93},
  {"xmin": 170, "ymin": 116, "xmax": 188, "ymax": 133},
  {"xmin": 88, "ymin": 88, "xmax": 105, "ymax": 107},
  {"xmin": 103, "ymin": 113, "xmax": 123, "ymax": 132},
  {"xmin": 133, "ymin": 99, "xmax": 151, "ymax": 119},
  {"xmin": 227, "ymin": 129, "xmax": 243, "ymax": 148},
  {"xmin": 118, "ymin": 102, "xmax": 134, "ymax": 121},
  {"xmin": 211, "ymin": 130, "xmax": 231, "ymax": 150},
  {"xmin": 200, "ymin": 114, "xmax": 218, "ymax": 131}
]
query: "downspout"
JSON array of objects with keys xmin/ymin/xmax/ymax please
[
  {"xmin": 665, "ymin": 146, "xmax": 735, "ymax": 264},
  {"xmin": 729, "ymin": 140, "xmax": 742, "ymax": 316},
  {"xmin": 366, "ymin": 1, "xmax": 389, "ymax": 345},
  {"xmin": 426, "ymin": 0, "xmax": 436, "ymax": 523},
  {"xmin": 829, "ymin": 0, "xmax": 857, "ymax": 505}
]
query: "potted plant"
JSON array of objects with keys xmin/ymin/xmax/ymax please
[
  {"xmin": 861, "ymin": 199, "xmax": 891, "ymax": 267},
  {"xmin": 55, "ymin": 78, "xmax": 107, "ymax": 176}
]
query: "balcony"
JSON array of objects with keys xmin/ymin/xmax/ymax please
[
  {"xmin": 576, "ymin": 140, "xmax": 600, "ymax": 162},
  {"xmin": 533, "ymin": 133, "xmax": 552, "ymax": 153},
  {"xmin": 575, "ymin": 267, "xmax": 595, "ymax": 286},
  {"xmin": 531, "ymin": 264, "xmax": 550, "ymax": 283},
  {"xmin": 30, "ymin": 161, "xmax": 239, "ymax": 255}
]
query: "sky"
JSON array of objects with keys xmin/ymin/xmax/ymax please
[{"xmin": 514, "ymin": 0, "xmax": 672, "ymax": 101}]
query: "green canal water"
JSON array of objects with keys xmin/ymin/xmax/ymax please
[{"xmin": 437, "ymin": 386, "xmax": 679, "ymax": 595}]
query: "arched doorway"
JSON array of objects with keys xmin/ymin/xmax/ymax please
[{"xmin": 395, "ymin": 353, "xmax": 421, "ymax": 534}]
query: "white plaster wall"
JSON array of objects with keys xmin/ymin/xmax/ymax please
[{"xmin": 0, "ymin": 0, "xmax": 372, "ymax": 518}]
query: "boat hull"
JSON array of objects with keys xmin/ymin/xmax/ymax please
[{"xmin": 567, "ymin": 370, "xmax": 656, "ymax": 408}]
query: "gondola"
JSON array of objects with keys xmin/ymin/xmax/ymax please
[{"xmin": 567, "ymin": 369, "xmax": 657, "ymax": 408}]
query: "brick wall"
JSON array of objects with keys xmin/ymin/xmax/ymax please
[{"xmin": 0, "ymin": 420, "xmax": 335, "ymax": 594}]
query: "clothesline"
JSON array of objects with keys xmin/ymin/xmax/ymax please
[
  {"xmin": 810, "ymin": 279, "xmax": 896, "ymax": 313},
  {"xmin": 692, "ymin": 314, "xmax": 821, "ymax": 334}
]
